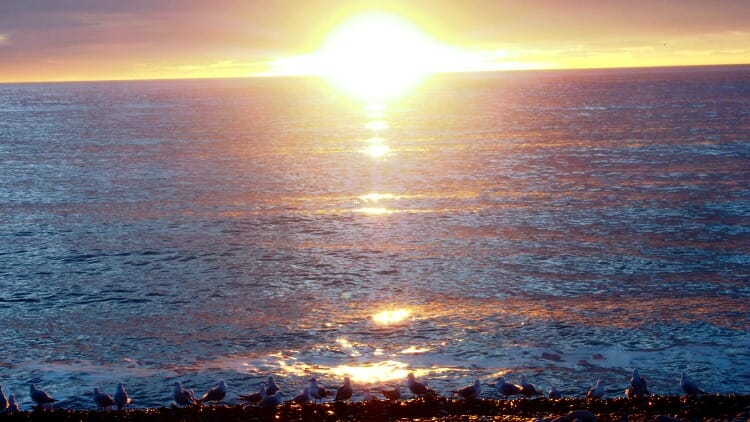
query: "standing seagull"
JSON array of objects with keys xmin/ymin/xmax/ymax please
[
  {"xmin": 199, "ymin": 381, "xmax": 227, "ymax": 404},
  {"xmin": 93, "ymin": 387, "xmax": 115, "ymax": 411},
  {"xmin": 8, "ymin": 395, "xmax": 19, "ymax": 414},
  {"xmin": 239, "ymin": 383, "xmax": 266, "ymax": 404},
  {"xmin": 30, "ymin": 384, "xmax": 57, "ymax": 410},
  {"xmin": 626, "ymin": 369, "xmax": 649, "ymax": 398},
  {"xmin": 114, "ymin": 383, "xmax": 131, "ymax": 410},
  {"xmin": 382, "ymin": 385, "xmax": 401, "ymax": 401},
  {"xmin": 335, "ymin": 377, "xmax": 353, "ymax": 401},
  {"xmin": 0, "ymin": 385, "xmax": 8, "ymax": 412},
  {"xmin": 519, "ymin": 375, "xmax": 543, "ymax": 397},
  {"xmin": 291, "ymin": 387, "xmax": 311, "ymax": 404},
  {"xmin": 173, "ymin": 382, "xmax": 197, "ymax": 406},
  {"xmin": 308, "ymin": 378, "xmax": 328, "ymax": 403},
  {"xmin": 265, "ymin": 376, "xmax": 280, "ymax": 395},
  {"xmin": 680, "ymin": 371, "xmax": 705, "ymax": 396},
  {"xmin": 492, "ymin": 377, "xmax": 523, "ymax": 399},
  {"xmin": 259, "ymin": 391, "xmax": 283, "ymax": 410},
  {"xmin": 407, "ymin": 373, "xmax": 433, "ymax": 397},
  {"xmin": 453, "ymin": 379, "xmax": 481, "ymax": 400},
  {"xmin": 586, "ymin": 379, "xmax": 605, "ymax": 399}
]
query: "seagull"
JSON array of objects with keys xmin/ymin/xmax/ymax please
[
  {"xmin": 491, "ymin": 377, "xmax": 523, "ymax": 399},
  {"xmin": 407, "ymin": 373, "xmax": 432, "ymax": 397},
  {"xmin": 362, "ymin": 387, "xmax": 378, "ymax": 402},
  {"xmin": 93, "ymin": 387, "xmax": 115, "ymax": 411},
  {"xmin": 291, "ymin": 387, "xmax": 311, "ymax": 404},
  {"xmin": 308, "ymin": 378, "xmax": 328, "ymax": 403},
  {"xmin": 114, "ymin": 383, "xmax": 131, "ymax": 410},
  {"xmin": 382, "ymin": 385, "xmax": 401, "ymax": 401},
  {"xmin": 626, "ymin": 369, "xmax": 649, "ymax": 398},
  {"xmin": 200, "ymin": 381, "xmax": 227, "ymax": 404},
  {"xmin": 30, "ymin": 384, "xmax": 57, "ymax": 410},
  {"xmin": 259, "ymin": 391, "xmax": 283, "ymax": 410},
  {"xmin": 173, "ymin": 382, "xmax": 197, "ymax": 406},
  {"xmin": 335, "ymin": 377, "xmax": 353, "ymax": 401},
  {"xmin": 265, "ymin": 376, "xmax": 280, "ymax": 395},
  {"xmin": 519, "ymin": 375, "xmax": 543, "ymax": 397},
  {"xmin": 680, "ymin": 371, "xmax": 705, "ymax": 396},
  {"xmin": 586, "ymin": 379, "xmax": 605, "ymax": 399},
  {"xmin": 239, "ymin": 383, "xmax": 266, "ymax": 404},
  {"xmin": 8, "ymin": 395, "xmax": 19, "ymax": 413},
  {"xmin": 0, "ymin": 385, "xmax": 8, "ymax": 412},
  {"xmin": 453, "ymin": 379, "xmax": 481, "ymax": 400},
  {"xmin": 548, "ymin": 385, "xmax": 562, "ymax": 399}
]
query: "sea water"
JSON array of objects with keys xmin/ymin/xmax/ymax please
[{"xmin": 1, "ymin": 66, "xmax": 748, "ymax": 409}]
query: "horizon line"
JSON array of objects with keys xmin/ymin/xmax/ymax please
[{"xmin": 1, "ymin": 62, "xmax": 748, "ymax": 86}]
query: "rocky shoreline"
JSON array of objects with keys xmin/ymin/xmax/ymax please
[{"xmin": 1, "ymin": 395, "xmax": 750, "ymax": 421}]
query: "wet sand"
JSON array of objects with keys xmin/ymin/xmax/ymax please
[{"xmin": 2, "ymin": 395, "xmax": 749, "ymax": 421}]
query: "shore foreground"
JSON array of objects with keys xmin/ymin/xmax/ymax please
[{"xmin": 2, "ymin": 395, "xmax": 749, "ymax": 421}]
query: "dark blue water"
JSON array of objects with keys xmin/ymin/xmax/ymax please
[{"xmin": 1, "ymin": 66, "xmax": 749, "ymax": 410}]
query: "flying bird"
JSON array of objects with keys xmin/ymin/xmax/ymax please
[
  {"xmin": 93, "ymin": 387, "xmax": 115, "ymax": 411},
  {"xmin": 30, "ymin": 384, "xmax": 57, "ymax": 410},
  {"xmin": 239, "ymin": 383, "xmax": 266, "ymax": 404},
  {"xmin": 586, "ymin": 379, "xmax": 605, "ymax": 399},
  {"xmin": 173, "ymin": 382, "xmax": 197, "ymax": 406},
  {"xmin": 114, "ymin": 383, "xmax": 131, "ymax": 410},
  {"xmin": 200, "ymin": 381, "xmax": 227, "ymax": 404},
  {"xmin": 335, "ymin": 377, "xmax": 353, "ymax": 401},
  {"xmin": 519, "ymin": 375, "xmax": 543, "ymax": 397},
  {"xmin": 453, "ymin": 379, "xmax": 481, "ymax": 400},
  {"xmin": 680, "ymin": 371, "xmax": 705, "ymax": 396}
]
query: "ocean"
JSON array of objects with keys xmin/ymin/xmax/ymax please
[{"xmin": 1, "ymin": 66, "xmax": 748, "ymax": 409}]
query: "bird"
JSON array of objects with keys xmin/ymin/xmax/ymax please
[
  {"xmin": 308, "ymin": 377, "xmax": 328, "ymax": 403},
  {"xmin": 291, "ymin": 387, "xmax": 311, "ymax": 404},
  {"xmin": 406, "ymin": 373, "xmax": 432, "ymax": 397},
  {"xmin": 491, "ymin": 377, "xmax": 523, "ymax": 399},
  {"xmin": 114, "ymin": 383, "xmax": 131, "ymax": 410},
  {"xmin": 548, "ymin": 385, "xmax": 562, "ymax": 399},
  {"xmin": 239, "ymin": 383, "xmax": 266, "ymax": 404},
  {"xmin": 259, "ymin": 391, "xmax": 283, "ymax": 410},
  {"xmin": 8, "ymin": 395, "xmax": 19, "ymax": 413},
  {"xmin": 30, "ymin": 384, "xmax": 57, "ymax": 410},
  {"xmin": 0, "ymin": 385, "xmax": 8, "ymax": 412},
  {"xmin": 200, "ymin": 381, "xmax": 227, "ymax": 404},
  {"xmin": 680, "ymin": 371, "xmax": 705, "ymax": 396},
  {"xmin": 93, "ymin": 387, "xmax": 115, "ymax": 411},
  {"xmin": 453, "ymin": 379, "xmax": 481, "ymax": 400},
  {"xmin": 586, "ymin": 379, "xmax": 605, "ymax": 399},
  {"xmin": 519, "ymin": 375, "xmax": 543, "ymax": 397},
  {"xmin": 362, "ymin": 387, "xmax": 378, "ymax": 402},
  {"xmin": 173, "ymin": 381, "xmax": 197, "ymax": 406},
  {"xmin": 335, "ymin": 377, "xmax": 353, "ymax": 401},
  {"xmin": 626, "ymin": 369, "xmax": 649, "ymax": 398},
  {"xmin": 265, "ymin": 376, "xmax": 280, "ymax": 395},
  {"xmin": 382, "ymin": 385, "xmax": 401, "ymax": 401}
]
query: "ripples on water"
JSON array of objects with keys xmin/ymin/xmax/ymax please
[{"xmin": 1, "ymin": 66, "xmax": 749, "ymax": 409}]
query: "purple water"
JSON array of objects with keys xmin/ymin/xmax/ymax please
[{"xmin": 1, "ymin": 65, "xmax": 748, "ymax": 409}]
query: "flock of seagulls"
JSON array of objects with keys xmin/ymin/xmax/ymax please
[{"xmin": 0, "ymin": 370, "xmax": 709, "ymax": 413}]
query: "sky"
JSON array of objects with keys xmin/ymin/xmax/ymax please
[{"xmin": 1, "ymin": 0, "xmax": 749, "ymax": 83}]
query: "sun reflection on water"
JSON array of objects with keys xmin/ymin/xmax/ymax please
[
  {"xmin": 363, "ymin": 143, "xmax": 391, "ymax": 157},
  {"xmin": 372, "ymin": 308, "xmax": 412, "ymax": 325},
  {"xmin": 365, "ymin": 120, "xmax": 389, "ymax": 131}
]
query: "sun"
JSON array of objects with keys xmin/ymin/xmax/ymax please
[{"xmin": 273, "ymin": 12, "xmax": 458, "ymax": 101}]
